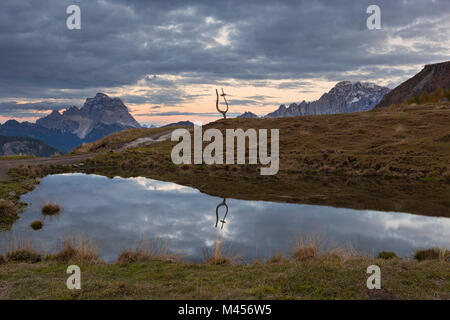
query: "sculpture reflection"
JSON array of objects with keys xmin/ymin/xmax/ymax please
[{"xmin": 215, "ymin": 198, "xmax": 228, "ymax": 230}]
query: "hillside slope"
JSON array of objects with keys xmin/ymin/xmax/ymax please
[
  {"xmin": 376, "ymin": 61, "xmax": 450, "ymax": 108},
  {"xmin": 0, "ymin": 136, "xmax": 59, "ymax": 157}
]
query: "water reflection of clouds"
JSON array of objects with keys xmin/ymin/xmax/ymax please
[
  {"xmin": 0, "ymin": 174, "xmax": 448, "ymax": 262},
  {"xmin": 133, "ymin": 176, "xmax": 198, "ymax": 193}
]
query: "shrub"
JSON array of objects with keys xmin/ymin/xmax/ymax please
[
  {"xmin": 414, "ymin": 248, "xmax": 440, "ymax": 261},
  {"xmin": 0, "ymin": 199, "xmax": 17, "ymax": 218},
  {"xmin": 418, "ymin": 90, "xmax": 430, "ymax": 104},
  {"xmin": 266, "ymin": 254, "xmax": 285, "ymax": 264},
  {"xmin": 0, "ymin": 255, "xmax": 5, "ymax": 264},
  {"xmin": 407, "ymin": 94, "xmax": 419, "ymax": 105},
  {"xmin": 377, "ymin": 251, "xmax": 397, "ymax": 260},
  {"xmin": 30, "ymin": 220, "xmax": 43, "ymax": 230},
  {"xmin": 293, "ymin": 247, "xmax": 317, "ymax": 260},
  {"xmin": 445, "ymin": 89, "xmax": 450, "ymax": 100},
  {"xmin": 41, "ymin": 203, "xmax": 61, "ymax": 216},
  {"xmin": 431, "ymin": 87, "xmax": 444, "ymax": 102}
]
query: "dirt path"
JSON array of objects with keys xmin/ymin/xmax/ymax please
[{"xmin": 0, "ymin": 153, "xmax": 98, "ymax": 181}]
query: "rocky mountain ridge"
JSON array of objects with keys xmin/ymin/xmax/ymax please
[{"xmin": 266, "ymin": 81, "xmax": 390, "ymax": 118}]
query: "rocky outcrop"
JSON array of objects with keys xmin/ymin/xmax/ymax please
[
  {"xmin": 375, "ymin": 61, "xmax": 450, "ymax": 108},
  {"xmin": 266, "ymin": 81, "xmax": 390, "ymax": 118}
]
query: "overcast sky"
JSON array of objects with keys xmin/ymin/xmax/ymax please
[{"xmin": 0, "ymin": 0, "xmax": 449, "ymax": 125}]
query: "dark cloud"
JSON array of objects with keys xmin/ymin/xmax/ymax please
[
  {"xmin": 0, "ymin": 101, "xmax": 71, "ymax": 117},
  {"xmin": 0, "ymin": 0, "xmax": 449, "ymax": 117}
]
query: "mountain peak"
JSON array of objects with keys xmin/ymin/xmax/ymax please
[{"xmin": 36, "ymin": 93, "xmax": 140, "ymax": 139}]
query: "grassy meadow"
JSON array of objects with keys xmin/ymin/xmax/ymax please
[{"xmin": 0, "ymin": 102, "xmax": 449, "ymax": 299}]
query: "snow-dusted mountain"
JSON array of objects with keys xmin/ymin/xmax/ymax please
[
  {"xmin": 266, "ymin": 81, "xmax": 390, "ymax": 118},
  {"xmin": 37, "ymin": 93, "xmax": 140, "ymax": 139}
]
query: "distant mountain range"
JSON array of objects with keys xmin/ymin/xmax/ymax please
[
  {"xmin": 237, "ymin": 111, "xmax": 258, "ymax": 119},
  {"xmin": 376, "ymin": 61, "xmax": 450, "ymax": 108},
  {"xmin": 0, "ymin": 93, "xmax": 140, "ymax": 153},
  {"xmin": 0, "ymin": 136, "xmax": 59, "ymax": 157},
  {"xmin": 265, "ymin": 81, "xmax": 390, "ymax": 118},
  {"xmin": 162, "ymin": 121, "xmax": 194, "ymax": 128}
]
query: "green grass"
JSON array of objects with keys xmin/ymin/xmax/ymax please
[{"xmin": 0, "ymin": 256, "xmax": 448, "ymax": 300}]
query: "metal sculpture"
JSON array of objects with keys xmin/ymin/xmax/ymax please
[
  {"xmin": 216, "ymin": 88, "xmax": 229, "ymax": 119},
  {"xmin": 215, "ymin": 198, "xmax": 228, "ymax": 230}
]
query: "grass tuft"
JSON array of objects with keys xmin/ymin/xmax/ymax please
[
  {"xmin": 6, "ymin": 240, "xmax": 41, "ymax": 263},
  {"xmin": 51, "ymin": 236, "xmax": 99, "ymax": 263},
  {"xmin": 377, "ymin": 251, "xmax": 398, "ymax": 260},
  {"xmin": 266, "ymin": 254, "xmax": 287, "ymax": 264},
  {"xmin": 30, "ymin": 220, "xmax": 43, "ymax": 230},
  {"xmin": 117, "ymin": 239, "xmax": 180, "ymax": 264},
  {"xmin": 293, "ymin": 235, "xmax": 321, "ymax": 261},
  {"xmin": 41, "ymin": 203, "xmax": 61, "ymax": 216}
]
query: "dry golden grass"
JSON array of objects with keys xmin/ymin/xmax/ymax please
[
  {"xmin": 51, "ymin": 236, "xmax": 100, "ymax": 263},
  {"xmin": 203, "ymin": 237, "xmax": 240, "ymax": 265},
  {"xmin": 266, "ymin": 254, "xmax": 288, "ymax": 264},
  {"xmin": 5, "ymin": 238, "xmax": 42, "ymax": 263},
  {"xmin": 293, "ymin": 235, "xmax": 321, "ymax": 260}
]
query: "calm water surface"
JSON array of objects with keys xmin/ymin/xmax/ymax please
[{"xmin": 1, "ymin": 174, "xmax": 449, "ymax": 262}]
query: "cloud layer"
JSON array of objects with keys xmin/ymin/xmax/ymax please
[{"xmin": 0, "ymin": 0, "xmax": 449, "ymax": 120}]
